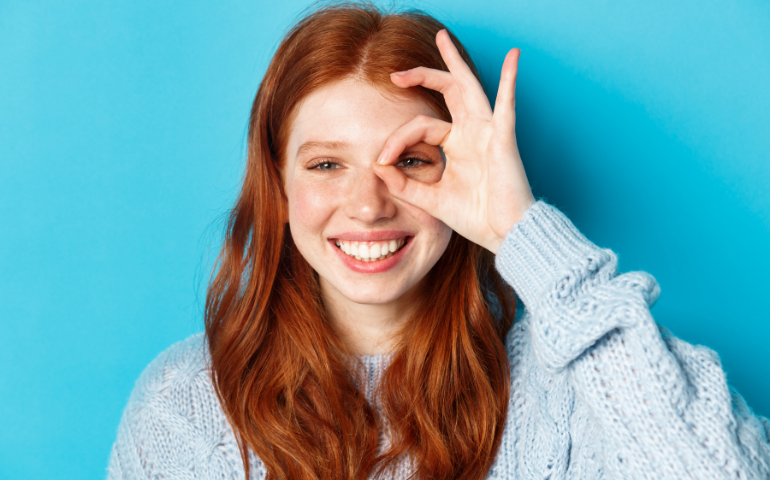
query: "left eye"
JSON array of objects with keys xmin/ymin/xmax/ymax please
[{"xmin": 397, "ymin": 157, "xmax": 427, "ymax": 168}]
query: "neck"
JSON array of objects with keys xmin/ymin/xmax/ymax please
[{"xmin": 320, "ymin": 280, "xmax": 421, "ymax": 356}]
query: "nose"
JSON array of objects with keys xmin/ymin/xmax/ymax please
[{"xmin": 343, "ymin": 166, "xmax": 397, "ymax": 224}]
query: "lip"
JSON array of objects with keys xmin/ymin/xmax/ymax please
[
  {"xmin": 328, "ymin": 235, "xmax": 413, "ymax": 274},
  {"xmin": 328, "ymin": 230, "xmax": 412, "ymax": 242}
]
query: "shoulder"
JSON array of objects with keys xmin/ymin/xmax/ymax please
[
  {"xmin": 109, "ymin": 333, "xmax": 248, "ymax": 478},
  {"xmin": 132, "ymin": 333, "xmax": 211, "ymax": 400},
  {"xmin": 122, "ymin": 332, "xmax": 222, "ymax": 435}
]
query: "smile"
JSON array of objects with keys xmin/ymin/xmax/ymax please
[{"xmin": 334, "ymin": 238, "xmax": 408, "ymax": 261}]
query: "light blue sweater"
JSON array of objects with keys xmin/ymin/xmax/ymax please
[{"xmin": 107, "ymin": 201, "xmax": 770, "ymax": 479}]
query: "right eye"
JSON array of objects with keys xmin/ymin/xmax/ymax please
[{"xmin": 308, "ymin": 160, "xmax": 341, "ymax": 171}]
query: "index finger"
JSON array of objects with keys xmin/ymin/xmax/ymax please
[
  {"xmin": 435, "ymin": 30, "xmax": 492, "ymax": 116},
  {"xmin": 376, "ymin": 114, "xmax": 452, "ymax": 166},
  {"xmin": 390, "ymin": 67, "xmax": 466, "ymax": 117}
]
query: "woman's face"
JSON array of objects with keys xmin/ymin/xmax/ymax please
[{"xmin": 283, "ymin": 77, "xmax": 452, "ymax": 308}]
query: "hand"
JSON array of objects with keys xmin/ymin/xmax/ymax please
[{"xmin": 372, "ymin": 30, "xmax": 534, "ymax": 254}]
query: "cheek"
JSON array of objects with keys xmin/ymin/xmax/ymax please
[
  {"xmin": 287, "ymin": 179, "xmax": 337, "ymax": 236},
  {"xmin": 404, "ymin": 203, "xmax": 452, "ymax": 249}
]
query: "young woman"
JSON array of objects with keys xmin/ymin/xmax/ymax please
[{"xmin": 107, "ymin": 4, "xmax": 770, "ymax": 480}]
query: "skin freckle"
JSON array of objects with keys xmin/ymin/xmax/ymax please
[{"xmin": 281, "ymin": 77, "xmax": 452, "ymax": 318}]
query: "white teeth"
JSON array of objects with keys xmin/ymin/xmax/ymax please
[{"xmin": 335, "ymin": 238, "xmax": 407, "ymax": 261}]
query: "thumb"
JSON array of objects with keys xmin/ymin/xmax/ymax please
[{"xmin": 372, "ymin": 163, "xmax": 441, "ymax": 217}]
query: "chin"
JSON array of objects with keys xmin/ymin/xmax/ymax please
[{"xmin": 335, "ymin": 284, "xmax": 409, "ymax": 305}]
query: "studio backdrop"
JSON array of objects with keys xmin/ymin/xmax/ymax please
[{"xmin": 0, "ymin": 1, "xmax": 768, "ymax": 478}]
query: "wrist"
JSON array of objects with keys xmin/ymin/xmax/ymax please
[
  {"xmin": 490, "ymin": 196, "xmax": 535, "ymax": 253},
  {"xmin": 494, "ymin": 200, "xmax": 603, "ymax": 309}
]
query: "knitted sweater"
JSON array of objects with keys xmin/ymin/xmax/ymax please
[{"xmin": 106, "ymin": 201, "xmax": 770, "ymax": 479}]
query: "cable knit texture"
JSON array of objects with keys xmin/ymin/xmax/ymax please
[{"xmin": 107, "ymin": 201, "xmax": 770, "ymax": 479}]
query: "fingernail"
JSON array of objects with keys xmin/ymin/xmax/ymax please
[
  {"xmin": 390, "ymin": 70, "xmax": 408, "ymax": 76},
  {"xmin": 376, "ymin": 148, "xmax": 389, "ymax": 165}
]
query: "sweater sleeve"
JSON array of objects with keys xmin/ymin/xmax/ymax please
[
  {"xmin": 495, "ymin": 200, "xmax": 770, "ymax": 479},
  {"xmin": 106, "ymin": 334, "xmax": 247, "ymax": 480}
]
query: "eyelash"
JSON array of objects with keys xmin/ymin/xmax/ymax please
[
  {"xmin": 307, "ymin": 156, "xmax": 432, "ymax": 171},
  {"xmin": 397, "ymin": 156, "xmax": 432, "ymax": 168},
  {"xmin": 307, "ymin": 159, "xmax": 342, "ymax": 171}
]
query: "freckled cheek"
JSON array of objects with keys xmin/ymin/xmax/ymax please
[
  {"xmin": 399, "ymin": 203, "xmax": 453, "ymax": 252},
  {"xmin": 287, "ymin": 180, "xmax": 338, "ymax": 234}
]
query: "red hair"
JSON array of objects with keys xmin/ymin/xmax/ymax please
[{"xmin": 204, "ymin": 3, "xmax": 516, "ymax": 479}]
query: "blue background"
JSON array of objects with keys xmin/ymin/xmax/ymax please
[{"xmin": 1, "ymin": 0, "xmax": 768, "ymax": 478}]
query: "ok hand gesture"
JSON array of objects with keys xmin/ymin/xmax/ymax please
[{"xmin": 373, "ymin": 30, "xmax": 534, "ymax": 255}]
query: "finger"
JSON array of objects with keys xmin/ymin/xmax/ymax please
[
  {"xmin": 390, "ymin": 67, "xmax": 453, "ymax": 92},
  {"xmin": 372, "ymin": 163, "xmax": 441, "ymax": 217},
  {"xmin": 390, "ymin": 67, "xmax": 466, "ymax": 117},
  {"xmin": 376, "ymin": 115, "xmax": 452, "ymax": 166},
  {"xmin": 435, "ymin": 29, "xmax": 492, "ymax": 116},
  {"xmin": 493, "ymin": 48, "xmax": 520, "ymax": 129}
]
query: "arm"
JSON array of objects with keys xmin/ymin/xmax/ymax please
[
  {"xmin": 370, "ymin": 28, "xmax": 769, "ymax": 479},
  {"xmin": 496, "ymin": 200, "xmax": 770, "ymax": 479}
]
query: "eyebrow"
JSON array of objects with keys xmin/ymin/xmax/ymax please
[{"xmin": 295, "ymin": 141, "xmax": 350, "ymax": 159}]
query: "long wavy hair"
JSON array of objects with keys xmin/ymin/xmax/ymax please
[{"xmin": 204, "ymin": 3, "xmax": 516, "ymax": 479}]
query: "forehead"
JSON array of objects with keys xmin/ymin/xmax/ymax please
[{"xmin": 286, "ymin": 77, "xmax": 438, "ymax": 158}]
